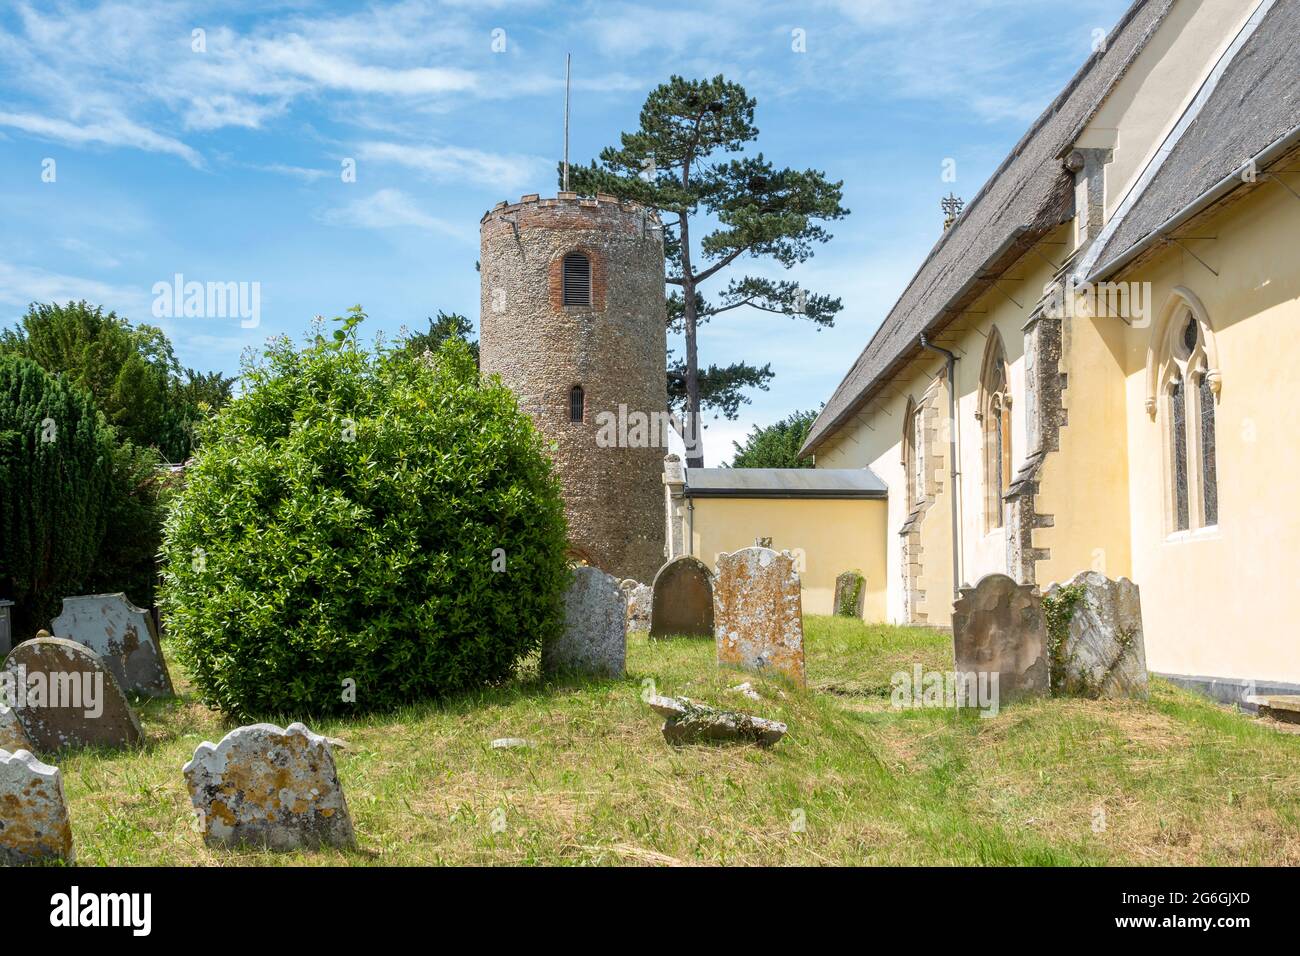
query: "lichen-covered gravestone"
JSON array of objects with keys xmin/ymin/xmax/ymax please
[
  {"xmin": 714, "ymin": 547, "xmax": 806, "ymax": 686},
  {"xmin": 649, "ymin": 555, "xmax": 714, "ymax": 638},
  {"xmin": 621, "ymin": 579, "xmax": 653, "ymax": 632},
  {"xmin": 2, "ymin": 638, "xmax": 144, "ymax": 752},
  {"xmin": 543, "ymin": 567, "xmax": 626, "ymax": 678},
  {"xmin": 184, "ymin": 722, "xmax": 356, "ymax": 851},
  {"xmin": 50, "ymin": 593, "xmax": 174, "ymax": 697},
  {"xmin": 833, "ymin": 570, "xmax": 865, "ymax": 618},
  {"xmin": 0, "ymin": 705, "xmax": 32, "ymax": 753},
  {"xmin": 952, "ymin": 573, "xmax": 1049, "ymax": 699},
  {"xmin": 645, "ymin": 695, "xmax": 786, "ymax": 747},
  {"xmin": 1045, "ymin": 571, "xmax": 1149, "ymax": 698},
  {"xmin": 0, "ymin": 748, "xmax": 74, "ymax": 864}
]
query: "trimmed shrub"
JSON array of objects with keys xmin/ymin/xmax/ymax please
[
  {"xmin": 0, "ymin": 354, "xmax": 116, "ymax": 635},
  {"xmin": 159, "ymin": 322, "xmax": 571, "ymax": 718}
]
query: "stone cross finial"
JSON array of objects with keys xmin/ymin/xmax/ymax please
[{"xmin": 941, "ymin": 193, "xmax": 965, "ymax": 230}]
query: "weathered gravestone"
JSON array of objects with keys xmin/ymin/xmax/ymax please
[
  {"xmin": 2, "ymin": 638, "xmax": 144, "ymax": 752},
  {"xmin": 714, "ymin": 547, "xmax": 806, "ymax": 686},
  {"xmin": 833, "ymin": 570, "xmax": 865, "ymax": 618},
  {"xmin": 620, "ymin": 579, "xmax": 653, "ymax": 632},
  {"xmin": 645, "ymin": 694, "xmax": 786, "ymax": 747},
  {"xmin": 1045, "ymin": 571, "xmax": 1149, "ymax": 698},
  {"xmin": 184, "ymin": 722, "xmax": 355, "ymax": 851},
  {"xmin": 0, "ymin": 705, "xmax": 32, "ymax": 753},
  {"xmin": 51, "ymin": 593, "xmax": 174, "ymax": 698},
  {"xmin": 649, "ymin": 555, "xmax": 714, "ymax": 639},
  {"xmin": 952, "ymin": 574, "xmax": 1049, "ymax": 700},
  {"xmin": 543, "ymin": 567, "xmax": 626, "ymax": 678},
  {"xmin": 0, "ymin": 748, "xmax": 74, "ymax": 865}
]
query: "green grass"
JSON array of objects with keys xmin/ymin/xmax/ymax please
[{"xmin": 51, "ymin": 615, "xmax": 1300, "ymax": 865}]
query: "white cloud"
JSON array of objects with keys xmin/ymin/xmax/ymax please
[
  {"xmin": 318, "ymin": 188, "xmax": 469, "ymax": 238},
  {"xmin": 0, "ymin": 110, "xmax": 203, "ymax": 167},
  {"xmin": 0, "ymin": 259, "xmax": 147, "ymax": 314},
  {"xmin": 357, "ymin": 142, "xmax": 549, "ymax": 191},
  {"xmin": 249, "ymin": 163, "xmax": 335, "ymax": 183}
]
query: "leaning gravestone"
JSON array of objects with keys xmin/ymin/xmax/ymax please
[
  {"xmin": 621, "ymin": 579, "xmax": 653, "ymax": 632},
  {"xmin": 952, "ymin": 573, "xmax": 1049, "ymax": 699},
  {"xmin": 2, "ymin": 638, "xmax": 144, "ymax": 752},
  {"xmin": 714, "ymin": 547, "xmax": 806, "ymax": 686},
  {"xmin": 543, "ymin": 567, "xmax": 626, "ymax": 678},
  {"xmin": 0, "ymin": 705, "xmax": 32, "ymax": 753},
  {"xmin": 50, "ymin": 593, "xmax": 174, "ymax": 698},
  {"xmin": 650, "ymin": 556, "xmax": 714, "ymax": 639},
  {"xmin": 833, "ymin": 570, "xmax": 865, "ymax": 618},
  {"xmin": 1045, "ymin": 571, "xmax": 1149, "ymax": 698},
  {"xmin": 0, "ymin": 748, "xmax": 74, "ymax": 864},
  {"xmin": 184, "ymin": 722, "xmax": 356, "ymax": 851}
]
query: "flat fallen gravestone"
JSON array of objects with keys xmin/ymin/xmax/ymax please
[
  {"xmin": 51, "ymin": 593, "xmax": 174, "ymax": 698},
  {"xmin": 543, "ymin": 567, "xmax": 626, "ymax": 678},
  {"xmin": 0, "ymin": 748, "xmax": 74, "ymax": 864},
  {"xmin": 184, "ymin": 722, "xmax": 356, "ymax": 851},
  {"xmin": 650, "ymin": 555, "xmax": 714, "ymax": 638},
  {"xmin": 645, "ymin": 695, "xmax": 786, "ymax": 747},
  {"xmin": 1045, "ymin": 571, "xmax": 1149, "ymax": 698},
  {"xmin": 2, "ymin": 638, "xmax": 144, "ymax": 752},
  {"xmin": 714, "ymin": 547, "xmax": 806, "ymax": 686},
  {"xmin": 952, "ymin": 573, "xmax": 1049, "ymax": 700}
]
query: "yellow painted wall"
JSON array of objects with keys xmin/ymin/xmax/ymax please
[
  {"xmin": 1113, "ymin": 183, "xmax": 1300, "ymax": 684},
  {"xmin": 1034, "ymin": 302, "xmax": 1135, "ymax": 588},
  {"xmin": 815, "ymin": 364, "xmax": 949, "ymax": 623},
  {"xmin": 686, "ymin": 496, "xmax": 888, "ymax": 620},
  {"xmin": 1078, "ymin": 0, "xmax": 1259, "ymax": 220}
]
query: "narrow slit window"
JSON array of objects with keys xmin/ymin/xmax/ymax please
[
  {"xmin": 569, "ymin": 384, "xmax": 584, "ymax": 423},
  {"xmin": 562, "ymin": 252, "xmax": 591, "ymax": 306}
]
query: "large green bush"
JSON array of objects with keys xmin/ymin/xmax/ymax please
[
  {"xmin": 0, "ymin": 354, "xmax": 116, "ymax": 635},
  {"xmin": 159, "ymin": 317, "xmax": 571, "ymax": 718}
]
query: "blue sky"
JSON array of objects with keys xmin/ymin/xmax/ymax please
[{"xmin": 0, "ymin": 0, "xmax": 1131, "ymax": 464}]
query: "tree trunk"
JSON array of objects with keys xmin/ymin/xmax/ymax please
[{"xmin": 678, "ymin": 217, "xmax": 704, "ymax": 469}]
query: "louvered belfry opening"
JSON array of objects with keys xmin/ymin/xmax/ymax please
[
  {"xmin": 569, "ymin": 384, "xmax": 585, "ymax": 423},
  {"xmin": 562, "ymin": 252, "xmax": 592, "ymax": 306}
]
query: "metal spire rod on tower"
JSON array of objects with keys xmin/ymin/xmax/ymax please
[{"xmin": 562, "ymin": 53, "xmax": 571, "ymax": 192}]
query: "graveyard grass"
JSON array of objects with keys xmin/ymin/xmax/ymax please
[{"xmin": 57, "ymin": 616, "xmax": 1300, "ymax": 866}]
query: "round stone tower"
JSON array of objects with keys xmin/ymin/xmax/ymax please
[{"xmin": 479, "ymin": 191, "xmax": 668, "ymax": 583}]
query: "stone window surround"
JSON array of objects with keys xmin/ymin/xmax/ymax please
[
  {"xmin": 976, "ymin": 328, "xmax": 1013, "ymax": 534},
  {"xmin": 899, "ymin": 376, "xmax": 947, "ymax": 624},
  {"xmin": 1148, "ymin": 287, "xmax": 1221, "ymax": 537}
]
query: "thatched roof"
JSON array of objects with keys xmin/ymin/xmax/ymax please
[{"xmin": 802, "ymin": 0, "xmax": 1173, "ymax": 457}]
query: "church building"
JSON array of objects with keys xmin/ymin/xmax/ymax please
[{"xmin": 802, "ymin": 0, "xmax": 1300, "ymax": 701}]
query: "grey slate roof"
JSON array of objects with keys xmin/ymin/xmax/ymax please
[
  {"xmin": 801, "ymin": 0, "xmax": 1173, "ymax": 457},
  {"xmin": 684, "ymin": 467, "xmax": 886, "ymax": 499},
  {"xmin": 1089, "ymin": 0, "xmax": 1300, "ymax": 279}
]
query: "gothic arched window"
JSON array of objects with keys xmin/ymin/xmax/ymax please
[
  {"xmin": 1160, "ymin": 308, "xmax": 1218, "ymax": 531},
  {"xmin": 568, "ymin": 384, "xmax": 585, "ymax": 423},
  {"xmin": 978, "ymin": 331, "xmax": 1012, "ymax": 531}
]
